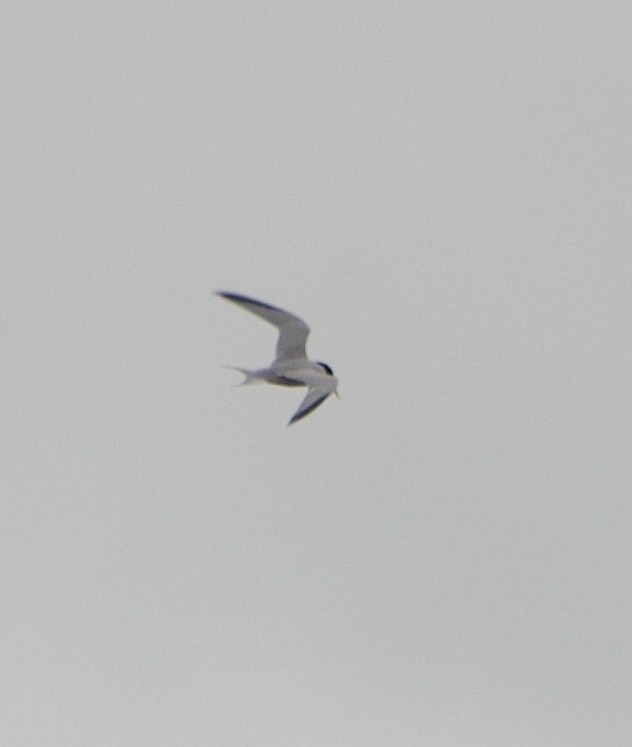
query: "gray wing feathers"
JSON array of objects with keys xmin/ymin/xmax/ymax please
[
  {"xmin": 216, "ymin": 291, "xmax": 310, "ymax": 361},
  {"xmin": 288, "ymin": 375, "xmax": 337, "ymax": 424},
  {"xmin": 289, "ymin": 389, "xmax": 332, "ymax": 425}
]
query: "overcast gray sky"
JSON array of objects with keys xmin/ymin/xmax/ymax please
[{"xmin": 3, "ymin": 3, "xmax": 631, "ymax": 745}]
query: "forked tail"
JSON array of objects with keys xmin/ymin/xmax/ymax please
[{"xmin": 222, "ymin": 365, "xmax": 263, "ymax": 386}]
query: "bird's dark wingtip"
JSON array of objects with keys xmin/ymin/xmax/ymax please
[
  {"xmin": 287, "ymin": 394, "xmax": 330, "ymax": 426},
  {"xmin": 215, "ymin": 290, "xmax": 235, "ymax": 300},
  {"xmin": 215, "ymin": 291, "xmax": 279, "ymax": 311}
]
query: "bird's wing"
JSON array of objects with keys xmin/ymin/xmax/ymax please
[
  {"xmin": 288, "ymin": 376, "xmax": 337, "ymax": 425},
  {"xmin": 216, "ymin": 291, "xmax": 310, "ymax": 361}
]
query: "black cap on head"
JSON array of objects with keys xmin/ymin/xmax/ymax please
[{"xmin": 317, "ymin": 362, "xmax": 334, "ymax": 376}]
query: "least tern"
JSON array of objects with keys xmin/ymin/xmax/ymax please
[{"xmin": 216, "ymin": 291, "xmax": 338, "ymax": 425}]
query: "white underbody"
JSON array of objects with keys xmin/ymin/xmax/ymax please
[{"xmin": 217, "ymin": 291, "xmax": 338, "ymax": 424}]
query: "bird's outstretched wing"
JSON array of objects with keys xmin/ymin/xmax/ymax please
[
  {"xmin": 289, "ymin": 377, "xmax": 337, "ymax": 425},
  {"xmin": 216, "ymin": 291, "xmax": 310, "ymax": 362}
]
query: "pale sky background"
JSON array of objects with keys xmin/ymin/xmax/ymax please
[{"xmin": 3, "ymin": 3, "xmax": 631, "ymax": 745}]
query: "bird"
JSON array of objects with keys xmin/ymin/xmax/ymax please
[{"xmin": 216, "ymin": 291, "xmax": 338, "ymax": 425}]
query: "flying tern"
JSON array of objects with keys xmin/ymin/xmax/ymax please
[{"xmin": 216, "ymin": 291, "xmax": 338, "ymax": 425}]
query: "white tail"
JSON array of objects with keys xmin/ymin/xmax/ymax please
[{"xmin": 222, "ymin": 365, "xmax": 264, "ymax": 386}]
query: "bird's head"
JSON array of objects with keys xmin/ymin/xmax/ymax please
[{"xmin": 317, "ymin": 362, "xmax": 339, "ymax": 399}]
